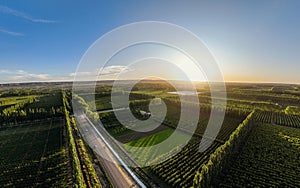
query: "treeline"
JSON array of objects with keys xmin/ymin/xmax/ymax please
[
  {"xmin": 129, "ymin": 92, "xmax": 154, "ymax": 101},
  {"xmin": 284, "ymin": 105, "xmax": 300, "ymax": 115},
  {"xmin": 0, "ymin": 94, "xmax": 64, "ymax": 125},
  {"xmin": 0, "ymin": 96, "xmax": 28, "ymax": 106},
  {"xmin": 193, "ymin": 110, "xmax": 255, "ymax": 187},
  {"xmin": 70, "ymin": 114, "xmax": 101, "ymax": 187},
  {"xmin": 0, "ymin": 96, "xmax": 35, "ymax": 124},
  {"xmin": 63, "ymin": 92, "xmax": 102, "ymax": 188},
  {"xmin": 226, "ymin": 92, "xmax": 300, "ymax": 107},
  {"xmin": 129, "ymin": 97, "xmax": 250, "ymax": 120},
  {"xmin": 72, "ymin": 94, "xmax": 99, "ymax": 122},
  {"xmin": 63, "ymin": 92, "xmax": 87, "ymax": 188},
  {"xmin": 0, "ymin": 87, "xmax": 66, "ymax": 97}
]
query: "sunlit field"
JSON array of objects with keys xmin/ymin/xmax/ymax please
[{"xmin": 1, "ymin": 81, "xmax": 300, "ymax": 187}]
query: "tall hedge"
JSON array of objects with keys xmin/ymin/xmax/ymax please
[
  {"xmin": 62, "ymin": 92, "xmax": 87, "ymax": 188},
  {"xmin": 193, "ymin": 110, "xmax": 256, "ymax": 187}
]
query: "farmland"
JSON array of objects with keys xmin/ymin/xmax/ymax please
[
  {"xmin": 0, "ymin": 85, "xmax": 106, "ymax": 188},
  {"xmin": 1, "ymin": 81, "xmax": 300, "ymax": 187},
  {"xmin": 0, "ymin": 118, "xmax": 70, "ymax": 187},
  {"xmin": 71, "ymin": 81, "xmax": 300, "ymax": 187},
  {"xmin": 215, "ymin": 123, "xmax": 300, "ymax": 187}
]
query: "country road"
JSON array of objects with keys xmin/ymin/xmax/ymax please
[
  {"xmin": 96, "ymin": 107, "xmax": 129, "ymax": 114},
  {"xmin": 75, "ymin": 113, "xmax": 145, "ymax": 188}
]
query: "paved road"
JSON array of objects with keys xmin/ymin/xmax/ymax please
[
  {"xmin": 96, "ymin": 107, "xmax": 129, "ymax": 114},
  {"xmin": 75, "ymin": 114, "xmax": 142, "ymax": 188}
]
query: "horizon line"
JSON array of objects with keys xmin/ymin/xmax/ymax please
[{"xmin": 0, "ymin": 79, "xmax": 299, "ymax": 86}]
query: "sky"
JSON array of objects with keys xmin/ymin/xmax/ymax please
[{"xmin": 0, "ymin": 0, "xmax": 300, "ymax": 84}]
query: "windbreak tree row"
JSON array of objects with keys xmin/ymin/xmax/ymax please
[
  {"xmin": 193, "ymin": 110, "xmax": 255, "ymax": 187},
  {"xmin": 0, "ymin": 93, "xmax": 64, "ymax": 126},
  {"xmin": 63, "ymin": 92, "xmax": 102, "ymax": 188},
  {"xmin": 62, "ymin": 92, "xmax": 87, "ymax": 188},
  {"xmin": 0, "ymin": 96, "xmax": 35, "ymax": 125}
]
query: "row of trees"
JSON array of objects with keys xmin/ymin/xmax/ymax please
[
  {"xmin": 69, "ymin": 114, "xmax": 101, "ymax": 187},
  {"xmin": 130, "ymin": 97, "xmax": 250, "ymax": 120},
  {"xmin": 63, "ymin": 92, "xmax": 102, "ymax": 188},
  {"xmin": 1, "ymin": 96, "xmax": 35, "ymax": 114},
  {"xmin": 62, "ymin": 92, "xmax": 87, "ymax": 188},
  {"xmin": 284, "ymin": 106, "xmax": 300, "ymax": 115},
  {"xmin": 193, "ymin": 110, "xmax": 255, "ymax": 187},
  {"xmin": 215, "ymin": 123, "xmax": 300, "ymax": 187},
  {"xmin": 0, "ymin": 97, "xmax": 35, "ymax": 125},
  {"xmin": 0, "ymin": 96, "xmax": 64, "ymax": 125},
  {"xmin": 72, "ymin": 94, "xmax": 99, "ymax": 122},
  {"xmin": 149, "ymin": 140, "xmax": 220, "ymax": 187}
]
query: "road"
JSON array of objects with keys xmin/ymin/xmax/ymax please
[
  {"xmin": 75, "ymin": 113, "xmax": 145, "ymax": 188},
  {"xmin": 96, "ymin": 107, "xmax": 129, "ymax": 114}
]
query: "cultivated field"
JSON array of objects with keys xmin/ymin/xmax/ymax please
[
  {"xmin": 215, "ymin": 122, "xmax": 300, "ymax": 187},
  {"xmin": 0, "ymin": 118, "xmax": 70, "ymax": 187},
  {"xmin": 1, "ymin": 81, "xmax": 300, "ymax": 187}
]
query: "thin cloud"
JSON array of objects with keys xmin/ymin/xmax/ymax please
[
  {"xmin": 0, "ymin": 66, "xmax": 133, "ymax": 83},
  {"xmin": 0, "ymin": 5, "xmax": 58, "ymax": 23},
  {"xmin": 10, "ymin": 74, "xmax": 50, "ymax": 82},
  {"xmin": 0, "ymin": 28, "xmax": 24, "ymax": 36},
  {"xmin": 100, "ymin": 65, "xmax": 130, "ymax": 76},
  {"xmin": 0, "ymin": 70, "xmax": 12, "ymax": 74},
  {"xmin": 0, "ymin": 69, "xmax": 50, "ymax": 83},
  {"xmin": 69, "ymin": 66, "xmax": 132, "ymax": 81},
  {"xmin": 0, "ymin": 69, "xmax": 70, "ymax": 83},
  {"xmin": 0, "ymin": 69, "xmax": 26, "ymax": 74}
]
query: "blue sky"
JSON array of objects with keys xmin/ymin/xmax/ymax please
[{"xmin": 0, "ymin": 0, "xmax": 299, "ymax": 83}]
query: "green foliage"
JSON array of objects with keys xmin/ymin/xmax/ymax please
[
  {"xmin": 62, "ymin": 93, "xmax": 87, "ymax": 188},
  {"xmin": 193, "ymin": 111, "xmax": 255, "ymax": 187},
  {"xmin": 64, "ymin": 93, "xmax": 102, "ymax": 187},
  {"xmin": 71, "ymin": 117, "xmax": 101, "ymax": 188},
  {"xmin": 148, "ymin": 139, "xmax": 221, "ymax": 187},
  {"xmin": 278, "ymin": 131, "xmax": 300, "ymax": 149},
  {"xmin": 0, "ymin": 96, "xmax": 35, "ymax": 124},
  {"xmin": 215, "ymin": 123, "xmax": 300, "ymax": 187},
  {"xmin": 253, "ymin": 110, "xmax": 300, "ymax": 128},
  {"xmin": 126, "ymin": 129, "xmax": 175, "ymax": 147},
  {"xmin": 0, "ymin": 119, "xmax": 70, "ymax": 187},
  {"xmin": 77, "ymin": 138, "xmax": 101, "ymax": 188},
  {"xmin": 284, "ymin": 105, "xmax": 300, "ymax": 115},
  {"xmin": 0, "ymin": 93, "xmax": 64, "ymax": 125}
]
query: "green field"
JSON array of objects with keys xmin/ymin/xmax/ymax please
[
  {"xmin": 2, "ymin": 81, "xmax": 300, "ymax": 187},
  {"xmin": 81, "ymin": 81, "xmax": 300, "ymax": 187},
  {"xmin": 215, "ymin": 123, "xmax": 300, "ymax": 187},
  {"xmin": 0, "ymin": 118, "xmax": 70, "ymax": 187},
  {"xmin": 126, "ymin": 129, "xmax": 176, "ymax": 147},
  {"xmin": 0, "ymin": 88, "xmax": 105, "ymax": 188},
  {"xmin": 124, "ymin": 129, "xmax": 191, "ymax": 166}
]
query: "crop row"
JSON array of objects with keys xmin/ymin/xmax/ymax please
[
  {"xmin": 0, "ymin": 119, "xmax": 70, "ymax": 187},
  {"xmin": 193, "ymin": 111, "xmax": 255, "ymax": 187},
  {"xmin": 150, "ymin": 139, "xmax": 221, "ymax": 187},
  {"xmin": 215, "ymin": 123, "xmax": 300, "ymax": 187},
  {"xmin": 253, "ymin": 110, "xmax": 300, "ymax": 128}
]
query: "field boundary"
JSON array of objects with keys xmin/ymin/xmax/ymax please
[{"xmin": 193, "ymin": 110, "xmax": 255, "ymax": 187}]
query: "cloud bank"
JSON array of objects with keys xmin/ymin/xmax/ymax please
[{"xmin": 0, "ymin": 66, "xmax": 131, "ymax": 83}]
